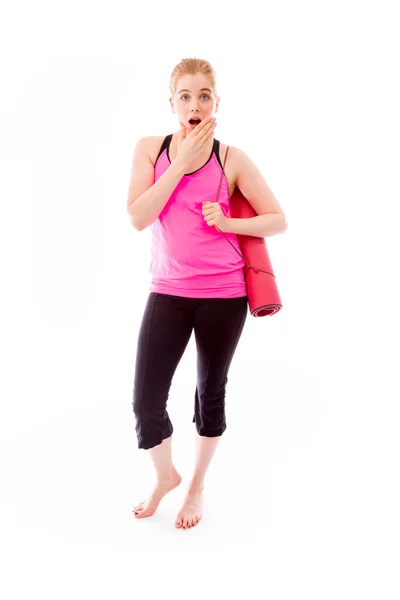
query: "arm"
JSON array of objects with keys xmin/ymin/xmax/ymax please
[
  {"xmin": 224, "ymin": 147, "xmax": 288, "ymax": 238},
  {"xmin": 126, "ymin": 137, "xmax": 187, "ymax": 231}
]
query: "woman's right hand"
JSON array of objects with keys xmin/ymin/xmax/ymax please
[{"xmin": 176, "ymin": 117, "xmax": 217, "ymax": 169}]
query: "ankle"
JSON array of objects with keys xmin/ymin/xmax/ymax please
[
  {"xmin": 156, "ymin": 466, "xmax": 179, "ymax": 483},
  {"xmin": 187, "ymin": 480, "xmax": 204, "ymax": 494}
]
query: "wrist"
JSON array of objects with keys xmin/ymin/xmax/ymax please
[
  {"xmin": 222, "ymin": 216, "xmax": 231, "ymax": 233},
  {"xmin": 171, "ymin": 156, "xmax": 187, "ymax": 176}
]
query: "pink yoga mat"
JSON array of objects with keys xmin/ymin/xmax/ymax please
[{"xmin": 216, "ymin": 187, "xmax": 283, "ymax": 317}]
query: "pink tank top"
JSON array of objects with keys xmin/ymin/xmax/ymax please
[{"xmin": 149, "ymin": 134, "xmax": 247, "ymax": 298}]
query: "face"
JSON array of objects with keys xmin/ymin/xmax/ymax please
[{"xmin": 170, "ymin": 73, "xmax": 220, "ymax": 133}]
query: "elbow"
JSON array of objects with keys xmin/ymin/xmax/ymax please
[
  {"xmin": 127, "ymin": 206, "xmax": 142, "ymax": 231},
  {"xmin": 133, "ymin": 220, "xmax": 143, "ymax": 232},
  {"xmin": 132, "ymin": 215, "xmax": 142, "ymax": 231}
]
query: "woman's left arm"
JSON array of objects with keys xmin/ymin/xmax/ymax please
[{"xmin": 224, "ymin": 147, "xmax": 288, "ymax": 238}]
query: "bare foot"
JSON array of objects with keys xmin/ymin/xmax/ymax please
[
  {"xmin": 175, "ymin": 487, "xmax": 203, "ymax": 530},
  {"xmin": 133, "ymin": 468, "xmax": 182, "ymax": 519}
]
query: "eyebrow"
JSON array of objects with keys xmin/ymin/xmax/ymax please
[{"xmin": 177, "ymin": 88, "xmax": 212, "ymax": 94}]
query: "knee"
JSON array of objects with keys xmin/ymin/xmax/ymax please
[
  {"xmin": 196, "ymin": 423, "xmax": 227, "ymax": 437},
  {"xmin": 132, "ymin": 387, "xmax": 148, "ymax": 420},
  {"xmin": 132, "ymin": 388, "xmax": 140, "ymax": 416}
]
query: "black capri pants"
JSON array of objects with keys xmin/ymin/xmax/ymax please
[{"xmin": 132, "ymin": 292, "xmax": 248, "ymax": 450}]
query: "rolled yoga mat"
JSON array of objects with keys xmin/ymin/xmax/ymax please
[{"xmin": 217, "ymin": 187, "xmax": 283, "ymax": 317}]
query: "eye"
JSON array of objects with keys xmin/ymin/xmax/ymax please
[{"xmin": 181, "ymin": 94, "xmax": 210, "ymax": 100}]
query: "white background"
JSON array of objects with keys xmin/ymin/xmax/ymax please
[{"xmin": 1, "ymin": 0, "xmax": 399, "ymax": 598}]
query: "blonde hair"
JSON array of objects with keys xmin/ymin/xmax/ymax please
[{"xmin": 170, "ymin": 57, "xmax": 217, "ymax": 97}]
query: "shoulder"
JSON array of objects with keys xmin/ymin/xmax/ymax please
[
  {"xmin": 226, "ymin": 144, "xmax": 248, "ymax": 166},
  {"xmin": 142, "ymin": 135, "xmax": 170, "ymax": 167},
  {"xmin": 226, "ymin": 145, "xmax": 259, "ymax": 184},
  {"xmin": 214, "ymin": 141, "xmax": 239, "ymax": 167},
  {"xmin": 138, "ymin": 135, "xmax": 165, "ymax": 151},
  {"xmin": 221, "ymin": 144, "xmax": 246, "ymax": 186}
]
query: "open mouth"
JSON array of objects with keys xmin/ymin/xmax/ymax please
[{"xmin": 189, "ymin": 118, "xmax": 201, "ymax": 126}]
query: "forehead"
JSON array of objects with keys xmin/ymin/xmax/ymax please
[{"xmin": 176, "ymin": 74, "xmax": 212, "ymax": 92}]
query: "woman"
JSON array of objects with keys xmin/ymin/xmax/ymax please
[{"xmin": 126, "ymin": 57, "xmax": 287, "ymax": 530}]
